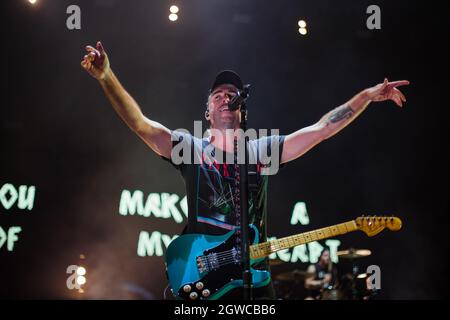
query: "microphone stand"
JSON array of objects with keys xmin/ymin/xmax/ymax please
[{"xmin": 235, "ymin": 88, "xmax": 252, "ymax": 300}]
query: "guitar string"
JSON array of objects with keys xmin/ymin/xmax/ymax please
[
  {"xmin": 208, "ymin": 227, "xmax": 357, "ymax": 268},
  {"xmin": 204, "ymin": 223, "xmax": 382, "ymax": 268},
  {"xmin": 200, "ymin": 244, "xmax": 274, "ymax": 269},
  {"xmin": 201, "ymin": 237, "xmax": 296, "ymax": 262},
  {"xmin": 201, "ymin": 233, "xmax": 311, "ymax": 261},
  {"xmin": 202, "ymin": 243, "xmax": 268, "ymax": 261},
  {"xmin": 199, "ymin": 222, "xmax": 390, "ymax": 270},
  {"xmin": 203, "ymin": 238, "xmax": 311, "ymax": 269},
  {"xmin": 200, "ymin": 231, "xmax": 331, "ymax": 269}
]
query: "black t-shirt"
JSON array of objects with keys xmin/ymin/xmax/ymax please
[
  {"xmin": 307, "ymin": 262, "xmax": 338, "ymax": 299},
  {"xmin": 164, "ymin": 130, "xmax": 285, "ymax": 236},
  {"xmin": 162, "ymin": 130, "xmax": 285, "ymax": 299}
]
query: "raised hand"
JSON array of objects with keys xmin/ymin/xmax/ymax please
[
  {"xmin": 365, "ymin": 78, "xmax": 410, "ymax": 107},
  {"xmin": 80, "ymin": 41, "xmax": 110, "ymax": 80}
]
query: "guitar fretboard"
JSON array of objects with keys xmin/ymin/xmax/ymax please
[{"xmin": 250, "ymin": 221, "xmax": 357, "ymax": 260}]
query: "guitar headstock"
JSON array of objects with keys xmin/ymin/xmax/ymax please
[{"xmin": 355, "ymin": 216, "xmax": 402, "ymax": 237}]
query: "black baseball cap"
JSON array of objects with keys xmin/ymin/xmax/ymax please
[{"xmin": 210, "ymin": 70, "xmax": 243, "ymax": 93}]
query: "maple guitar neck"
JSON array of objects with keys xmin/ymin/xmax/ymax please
[{"xmin": 250, "ymin": 221, "xmax": 357, "ymax": 260}]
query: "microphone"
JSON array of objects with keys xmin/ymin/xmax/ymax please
[{"xmin": 228, "ymin": 84, "xmax": 251, "ymax": 111}]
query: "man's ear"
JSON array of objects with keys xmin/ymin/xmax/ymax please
[{"xmin": 205, "ymin": 109, "xmax": 210, "ymax": 120}]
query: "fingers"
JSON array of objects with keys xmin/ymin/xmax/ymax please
[
  {"xmin": 81, "ymin": 60, "xmax": 91, "ymax": 72},
  {"xmin": 381, "ymin": 77, "xmax": 409, "ymax": 107},
  {"xmin": 81, "ymin": 55, "xmax": 91, "ymax": 69},
  {"xmin": 394, "ymin": 88, "xmax": 407, "ymax": 102},
  {"xmin": 85, "ymin": 46, "xmax": 100, "ymax": 62},
  {"xmin": 96, "ymin": 41, "xmax": 105, "ymax": 54},
  {"xmin": 392, "ymin": 94, "xmax": 403, "ymax": 107},
  {"xmin": 81, "ymin": 42, "xmax": 107, "ymax": 77},
  {"xmin": 388, "ymin": 80, "xmax": 410, "ymax": 88},
  {"xmin": 85, "ymin": 45, "xmax": 96, "ymax": 52},
  {"xmin": 389, "ymin": 89, "xmax": 404, "ymax": 107},
  {"xmin": 82, "ymin": 52, "xmax": 94, "ymax": 62},
  {"xmin": 81, "ymin": 52, "xmax": 94, "ymax": 70},
  {"xmin": 85, "ymin": 45, "xmax": 100, "ymax": 58},
  {"xmin": 85, "ymin": 43, "xmax": 105, "ymax": 60},
  {"xmin": 88, "ymin": 51, "xmax": 97, "ymax": 62}
]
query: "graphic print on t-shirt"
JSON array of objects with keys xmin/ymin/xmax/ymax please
[
  {"xmin": 196, "ymin": 157, "xmax": 259, "ymax": 231},
  {"xmin": 197, "ymin": 164, "xmax": 236, "ymax": 229},
  {"xmin": 165, "ymin": 131, "xmax": 284, "ymax": 234}
]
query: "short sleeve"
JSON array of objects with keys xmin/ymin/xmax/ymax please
[
  {"xmin": 160, "ymin": 130, "xmax": 193, "ymax": 171},
  {"xmin": 250, "ymin": 135, "xmax": 286, "ymax": 175}
]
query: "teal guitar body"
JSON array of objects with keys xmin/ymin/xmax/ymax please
[{"xmin": 164, "ymin": 224, "xmax": 271, "ymax": 300}]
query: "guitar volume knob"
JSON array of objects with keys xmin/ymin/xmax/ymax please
[
  {"xmin": 183, "ymin": 285, "xmax": 191, "ymax": 292},
  {"xmin": 202, "ymin": 289, "xmax": 210, "ymax": 297},
  {"xmin": 196, "ymin": 282, "xmax": 204, "ymax": 290},
  {"xmin": 189, "ymin": 292, "xmax": 198, "ymax": 300}
]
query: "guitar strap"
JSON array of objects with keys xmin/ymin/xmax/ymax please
[
  {"xmin": 233, "ymin": 138, "xmax": 242, "ymax": 249},
  {"xmin": 234, "ymin": 138, "xmax": 260, "ymax": 235},
  {"xmin": 186, "ymin": 138, "xmax": 198, "ymax": 234}
]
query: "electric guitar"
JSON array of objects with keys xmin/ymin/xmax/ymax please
[{"xmin": 164, "ymin": 216, "xmax": 402, "ymax": 300}]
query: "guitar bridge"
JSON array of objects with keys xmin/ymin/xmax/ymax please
[
  {"xmin": 196, "ymin": 252, "xmax": 221, "ymax": 272},
  {"xmin": 196, "ymin": 256, "xmax": 208, "ymax": 273}
]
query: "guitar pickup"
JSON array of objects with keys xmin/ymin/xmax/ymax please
[{"xmin": 207, "ymin": 253, "xmax": 219, "ymax": 270}]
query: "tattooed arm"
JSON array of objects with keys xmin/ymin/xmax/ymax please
[{"xmin": 281, "ymin": 78, "xmax": 409, "ymax": 164}]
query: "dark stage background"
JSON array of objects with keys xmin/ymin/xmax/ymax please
[{"xmin": 1, "ymin": 0, "xmax": 448, "ymax": 299}]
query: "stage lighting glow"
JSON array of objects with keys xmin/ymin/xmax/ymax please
[
  {"xmin": 28, "ymin": 0, "xmax": 37, "ymax": 4},
  {"xmin": 76, "ymin": 266, "xmax": 86, "ymax": 276},
  {"xmin": 169, "ymin": 13, "xmax": 178, "ymax": 22},
  {"xmin": 299, "ymin": 27, "xmax": 307, "ymax": 35},
  {"xmin": 170, "ymin": 5, "xmax": 179, "ymax": 14},
  {"xmin": 298, "ymin": 20, "xmax": 307, "ymax": 28},
  {"xmin": 76, "ymin": 275, "xmax": 86, "ymax": 285},
  {"xmin": 357, "ymin": 273, "xmax": 368, "ymax": 279}
]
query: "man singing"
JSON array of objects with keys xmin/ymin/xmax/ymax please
[{"xmin": 81, "ymin": 41, "xmax": 409, "ymax": 299}]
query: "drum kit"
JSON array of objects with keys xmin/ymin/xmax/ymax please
[{"xmin": 271, "ymin": 248, "xmax": 375, "ymax": 300}]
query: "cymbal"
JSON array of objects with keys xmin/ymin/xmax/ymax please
[
  {"xmin": 337, "ymin": 248, "xmax": 372, "ymax": 259},
  {"xmin": 273, "ymin": 269, "xmax": 314, "ymax": 281}
]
